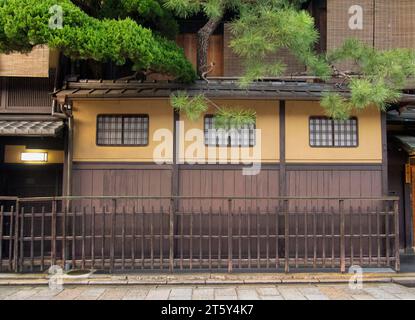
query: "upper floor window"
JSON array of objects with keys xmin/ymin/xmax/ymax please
[
  {"xmin": 96, "ymin": 115, "xmax": 149, "ymax": 146},
  {"xmin": 309, "ymin": 117, "xmax": 358, "ymax": 147},
  {"xmin": 204, "ymin": 115, "xmax": 256, "ymax": 147}
]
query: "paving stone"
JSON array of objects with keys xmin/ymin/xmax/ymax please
[
  {"xmin": 169, "ymin": 288, "xmax": 193, "ymax": 300},
  {"xmin": 256, "ymin": 287, "xmax": 280, "ymax": 296},
  {"xmin": 305, "ymin": 294, "xmax": 329, "ymax": 300},
  {"xmin": 53, "ymin": 288, "xmax": 86, "ymax": 300},
  {"xmin": 277, "ymin": 288, "xmax": 307, "ymax": 300},
  {"xmin": 378, "ymin": 283, "xmax": 412, "ymax": 295},
  {"xmin": 145, "ymin": 288, "xmax": 171, "ymax": 300},
  {"xmin": 393, "ymin": 294, "xmax": 415, "ymax": 300},
  {"xmin": 352, "ymin": 295, "xmax": 376, "ymax": 300},
  {"xmin": 76, "ymin": 287, "xmax": 106, "ymax": 300},
  {"xmin": 260, "ymin": 295, "xmax": 284, "ymax": 300},
  {"xmin": 99, "ymin": 288, "xmax": 129, "ymax": 300},
  {"xmin": 362, "ymin": 287, "xmax": 398, "ymax": 300},
  {"xmin": 214, "ymin": 287, "xmax": 237, "ymax": 299},
  {"xmin": 236, "ymin": 289, "xmax": 260, "ymax": 300},
  {"xmin": 0, "ymin": 287, "xmax": 21, "ymax": 299},
  {"xmin": 4, "ymin": 288, "xmax": 40, "ymax": 300},
  {"xmin": 122, "ymin": 288, "xmax": 151, "ymax": 300},
  {"xmin": 192, "ymin": 288, "xmax": 215, "ymax": 300}
]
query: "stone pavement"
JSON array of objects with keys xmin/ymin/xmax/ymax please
[{"xmin": 1, "ymin": 283, "xmax": 415, "ymax": 300}]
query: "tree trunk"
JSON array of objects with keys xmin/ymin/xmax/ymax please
[{"xmin": 197, "ymin": 17, "xmax": 221, "ymax": 77}]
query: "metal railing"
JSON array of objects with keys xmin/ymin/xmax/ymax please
[{"xmin": 0, "ymin": 196, "xmax": 400, "ymax": 273}]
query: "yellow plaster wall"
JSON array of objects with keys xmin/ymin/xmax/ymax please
[
  {"xmin": 4, "ymin": 145, "xmax": 64, "ymax": 164},
  {"xmin": 285, "ymin": 101, "xmax": 382, "ymax": 163},
  {"xmin": 72, "ymin": 99, "xmax": 174, "ymax": 162}
]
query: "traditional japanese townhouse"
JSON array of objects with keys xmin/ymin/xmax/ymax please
[
  {"xmin": 1, "ymin": 0, "xmax": 415, "ymax": 273},
  {"xmin": 0, "ymin": 46, "xmax": 65, "ymax": 198}
]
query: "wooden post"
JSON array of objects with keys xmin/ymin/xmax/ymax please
[
  {"xmin": 394, "ymin": 200, "xmax": 400, "ymax": 272},
  {"xmin": 227, "ymin": 198, "xmax": 233, "ymax": 273},
  {"xmin": 169, "ymin": 198, "xmax": 175, "ymax": 272},
  {"xmin": 13, "ymin": 200, "xmax": 19, "ymax": 272},
  {"xmin": 340, "ymin": 199, "xmax": 346, "ymax": 273},
  {"xmin": 110, "ymin": 198, "xmax": 116, "ymax": 273},
  {"xmin": 284, "ymin": 199, "xmax": 289, "ymax": 273},
  {"xmin": 51, "ymin": 200, "xmax": 57, "ymax": 267}
]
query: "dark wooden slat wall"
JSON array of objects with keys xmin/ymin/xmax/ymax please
[
  {"xmin": 179, "ymin": 168, "xmax": 280, "ymax": 212},
  {"xmin": 286, "ymin": 169, "xmax": 383, "ymax": 210},
  {"xmin": 72, "ymin": 165, "xmax": 172, "ymax": 211}
]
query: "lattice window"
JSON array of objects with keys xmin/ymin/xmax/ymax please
[
  {"xmin": 96, "ymin": 115, "xmax": 149, "ymax": 146},
  {"xmin": 309, "ymin": 117, "xmax": 358, "ymax": 147},
  {"xmin": 204, "ymin": 115, "xmax": 256, "ymax": 147}
]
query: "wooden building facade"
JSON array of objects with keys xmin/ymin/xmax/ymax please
[{"xmin": 1, "ymin": 0, "xmax": 415, "ymax": 272}]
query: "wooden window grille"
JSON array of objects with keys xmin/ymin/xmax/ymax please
[
  {"xmin": 309, "ymin": 117, "xmax": 358, "ymax": 147},
  {"xmin": 96, "ymin": 115, "xmax": 149, "ymax": 146}
]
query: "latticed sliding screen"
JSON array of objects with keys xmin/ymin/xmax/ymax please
[
  {"xmin": 309, "ymin": 117, "xmax": 358, "ymax": 147},
  {"xmin": 96, "ymin": 115, "xmax": 149, "ymax": 146},
  {"xmin": 204, "ymin": 115, "xmax": 256, "ymax": 147}
]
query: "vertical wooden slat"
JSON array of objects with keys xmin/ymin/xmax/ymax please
[
  {"xmin": 51, "ymin": 200, "xmax": 57, "ymax": 267},
  {"xmin": 110, "ymin": 200, "xmax": 116, "ymax": 273},
  {"xmin": 284, "ymin": 200, "xmax": 289, "ymax": 273},
  {"xmin": 141, "ymin": 205, "xmax": 145, "ymax": 270},
  {"xmin": 359, "ymin": 206, "xmax": 363, "ymax": 266},
  {"xmin": 199, "ymin": 206, "xmax": 203, "ymax": 269},
  {"xmin": 41, "ymin": 206, "xmax": 45, "ymax": 271},
  {"xmin": 340, "ymin": 200, "xmax": 345, "ymax": 273},
  {"xmin": 121, "ymin": 206, "xmax": 126, "ymax": 271},
  {"xmin": 394, "ymin": 200, "xmax": 400, "ymax": 271},
  {"xmin": 304, "ymin": 206, "xmax": 308, "ymax": 267},
  {"xmin": 9, "ymin": 205, "xmax": 15, "ymax": 272},
  {"xmin": 30, "ymin": 207, "xmax": 34, "ymax": 271},
  {"xmin": 266, "ymin": 206, "xmax": 270, "ymax": 269},
  {"xmin": 208, "ymin": 206, "xmax": 212, "ymax": 270},
  {"xmin": 376, "ymin": 206, "xmax": 381, "ymax": 267},
  {"xmin": 350, "ymin": 207, "xmax": 354, "ymax": 266},
  {"xmin": 132, "ymin": 207, "xmax": 136, "ymax": 270},
  {"xmin": 331, "ymin": 206, "xmax": 335, "ymax": 269},
  {"xmin": 313, "ymin": 206, "xmax": 317, "ymax": 269},
  {"xmin": 218, "ymin": 206, "xmax": 222, "ymax": 269},
  {"xmin": 247, "ymin": 206, "xmax": 251, "ymax": 269},
  {"xmin": 256, "ymin": 206, "xmax": 260, "ymax": 269},
  {"xmin": 160, "ymin": 206, "xmax": 164, "ymax": 270},
  {"xmin": 385, "ymin": 202, "xmax": 390, "ymax": 267},
  {"xmin": 294, "ymin": 206, "xmax": 298, "ymax": 268},
  {"xmin": 0, "ymin": 206, "xmax": 3, "ymax": 271},
  {"xmin": 150, "ymin": 206, "xmax": 154, "ymax": 270},
  {"xmin": 322, "ymin": 206, "xmax": 326, "ymax": 268},
  {"xmin": 102, "ymin": 206, "xmax": 106, "ymax": 270},
  {"xmin": 62, "ymin": 204, "xmax": 67, "ymax": 270},
  {"xmin": 227, "ymin": 199, "xmax": 233, "ymax": 273},
  {"xmin": 368, "ymin": 206, "xmax": 372, "ymax": 266},
  {"xmin": 19, "ymin": 207, "xmax": 24, "ymax": 272},
  {"xmin": 180, "ymin": 209, "xmax": 183, "ymax": 270},
  {"xmin": 190, "ymin": 207, "xmax": 194, "ymax": 270},
  {"xmin": 275, "ymin": 206, "xmax": 279, "ymax": 269},
  {"xmin": 91, "ymin": 206, "xmax": 95, "ymax": 269},
  {"xmin": 238, "ymin": 206, "xmax": 242, "ymax": 269},
  {"xmin": 81, "ymin": 206, "xmax": 86, "ymax": 269},
  {"xmin": 72, "ymin": 207, "xmax": 76, "ymax": 269}
]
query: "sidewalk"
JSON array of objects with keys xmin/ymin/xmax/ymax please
[
  {"xmin": 1, "ymin": 282, "xmax": 415, "ymax": 300},
  {"xmin": 1, "ymin": 271, "xmax": 415, "ymax": 286}
]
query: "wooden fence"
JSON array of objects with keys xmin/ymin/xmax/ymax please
[{"xmin": 0, "ymin": 196, "xmax": 400, "ymax": 273}]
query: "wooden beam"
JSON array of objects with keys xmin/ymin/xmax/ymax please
[
  {"xmin": 279, "ymin": 100, "xmax": 286, "ymax": 197},
  {"xmin": 381, "ymin": 111, "xmax": 388, "ymax": 195}
]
